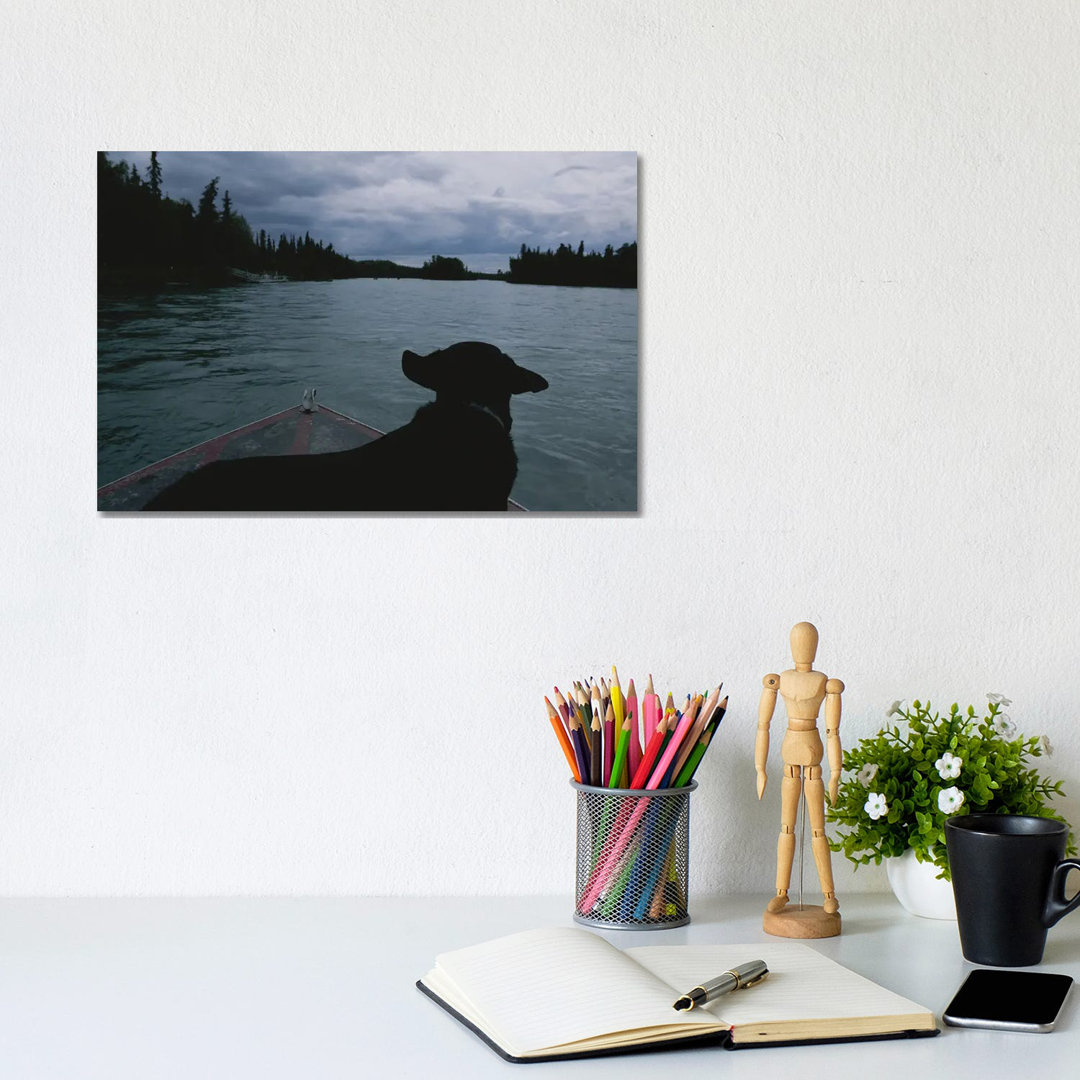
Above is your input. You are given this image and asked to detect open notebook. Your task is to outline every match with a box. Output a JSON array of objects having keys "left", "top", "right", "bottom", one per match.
[{"left": 418, "top": 927, "right": 937, "bottom": 1062}]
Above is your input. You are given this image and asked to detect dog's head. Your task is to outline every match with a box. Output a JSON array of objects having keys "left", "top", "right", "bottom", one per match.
[{"left": 402, "top": 342, "right": 548, "bottom": 430}]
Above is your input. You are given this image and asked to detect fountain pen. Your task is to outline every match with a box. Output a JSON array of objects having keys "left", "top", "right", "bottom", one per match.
[{"left": 672, "top": 959, "right": 769, "bottom": 1011}]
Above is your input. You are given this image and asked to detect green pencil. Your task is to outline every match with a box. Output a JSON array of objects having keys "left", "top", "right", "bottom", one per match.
[{"left": 607, "top": 708, "right": 634, "bottom": 788}]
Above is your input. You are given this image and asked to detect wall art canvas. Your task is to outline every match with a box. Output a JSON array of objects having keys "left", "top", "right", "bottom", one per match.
[{"left": 97, "top": 151, "right": 638, "bottom": 512}]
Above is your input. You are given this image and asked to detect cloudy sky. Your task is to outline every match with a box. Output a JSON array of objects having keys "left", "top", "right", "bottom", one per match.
[{"left": 111, "top": 151, "right": 637, "bottom": 272}]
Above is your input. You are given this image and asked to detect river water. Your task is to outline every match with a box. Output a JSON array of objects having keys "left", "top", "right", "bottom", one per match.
[{"left": 97, "top": 278, "right": 637, "bottom": 512}]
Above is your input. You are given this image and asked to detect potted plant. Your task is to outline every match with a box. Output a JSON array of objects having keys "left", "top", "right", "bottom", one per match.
[{"left": 826, "top": 695, "right": 1072, "bottom": 919}]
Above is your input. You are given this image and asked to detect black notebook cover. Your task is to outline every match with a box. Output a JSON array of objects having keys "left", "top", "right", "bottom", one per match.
[{"left": 417, "top": 979, "right": 938, "bottom": 1063}]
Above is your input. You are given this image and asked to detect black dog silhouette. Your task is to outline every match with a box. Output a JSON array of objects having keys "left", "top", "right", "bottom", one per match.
[{"left": 143, "top": 342, "right": 549, "bottom": 511}]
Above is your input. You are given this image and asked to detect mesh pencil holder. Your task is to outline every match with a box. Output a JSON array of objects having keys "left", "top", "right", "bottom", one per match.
[{"left": 571, "top": 781, "right": 697, "bottom": 930}]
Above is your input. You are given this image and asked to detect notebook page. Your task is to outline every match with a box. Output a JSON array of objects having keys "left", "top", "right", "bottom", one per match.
[
  {"left": 626, "top": 942, "right": 931, "bottom": 1025},
  {"left": 430, "top": 927, "right": 717, "bottom": 1054}
]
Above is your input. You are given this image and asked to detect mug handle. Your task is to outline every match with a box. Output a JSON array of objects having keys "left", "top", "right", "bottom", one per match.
[{"left": 1043, "top": 859, "right": 1080, "bottom": 928}]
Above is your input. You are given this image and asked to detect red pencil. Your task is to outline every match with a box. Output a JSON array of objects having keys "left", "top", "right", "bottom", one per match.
[{"left": 630, "top": 707, "right": 667, "bottom": 788}]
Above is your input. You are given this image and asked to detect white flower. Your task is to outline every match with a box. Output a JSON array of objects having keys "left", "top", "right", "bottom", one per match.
[
  {"left": 987, "top": 692, "right": 1013, "bottom": 707},
  {"left": 935, "top": 751, "right": 962, "bottom": 780},
  {"left": 864, "top": 792, "right": 889, "bottom": 820},
  {"left": 885, "top": 700, "right": 904, "bottom": 718},
  {"left": 1041, "top": 734, "right": 1054, "bottom": 757},
  {"left": 857, "top": 763, "right": 879, "bottom": 785},
  {"left": 992, "top": 713, "right": 1017, "bottom": 738},
  {"left": 938, "top": 786, "right": 965, "bottom": 814}
]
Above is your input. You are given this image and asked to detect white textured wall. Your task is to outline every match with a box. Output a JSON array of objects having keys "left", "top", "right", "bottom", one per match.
[{"left": 3, "top": 1, "right": 1080, "bottom": 898}]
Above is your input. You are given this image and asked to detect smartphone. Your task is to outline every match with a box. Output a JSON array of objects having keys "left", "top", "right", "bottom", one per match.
[{"left": 943, "top": 969, "right": 1074, "bottom": 1033}]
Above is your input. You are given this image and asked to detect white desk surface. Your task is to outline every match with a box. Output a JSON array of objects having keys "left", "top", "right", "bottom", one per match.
[{"left": 0, "top": 893, "right": 1076, "bottom": 1078}]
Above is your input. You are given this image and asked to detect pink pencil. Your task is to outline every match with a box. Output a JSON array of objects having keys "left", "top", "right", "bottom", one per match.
[
  {"left": 643, "top": 706, "right": 696, "bottom": 789},
  {"left": 626, "top": 679, "right": 641, "bottom": 781},
  {"left": 579, "top": 708, "right": 698, "bottom": 911}
]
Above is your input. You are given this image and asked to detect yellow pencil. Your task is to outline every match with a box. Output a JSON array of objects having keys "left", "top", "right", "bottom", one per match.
[{"left": 610, "top": 666, "right": 625, "bottom": 729}]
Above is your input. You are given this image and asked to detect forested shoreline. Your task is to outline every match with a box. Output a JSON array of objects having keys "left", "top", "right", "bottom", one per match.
[
  {"left": 509, "top": 242, "right": 637, "bottom": 288},
  {"left": 97, "top": 153, "right": 636, "bottom": 289}
]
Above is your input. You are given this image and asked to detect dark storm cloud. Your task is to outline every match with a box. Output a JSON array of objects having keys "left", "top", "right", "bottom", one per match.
[{"left": 111, "top": 151, "right": 636, "bottom": 265}]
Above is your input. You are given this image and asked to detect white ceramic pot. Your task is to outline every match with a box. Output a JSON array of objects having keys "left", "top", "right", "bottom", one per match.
[{"left": 885, "top": 849, "right": 957, "bottom": 920}]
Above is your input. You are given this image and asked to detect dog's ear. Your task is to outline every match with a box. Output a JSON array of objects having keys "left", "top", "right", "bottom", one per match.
[
  {"left": 402, "top": 349, "right": 441, "bottom": 391},
  {"left": 509, "top": 365, "right": 549, "bottom": 395}
]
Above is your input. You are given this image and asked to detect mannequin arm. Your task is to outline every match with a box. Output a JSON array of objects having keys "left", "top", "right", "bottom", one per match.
[
  {"left": 824, "top": 677, "right": 844, "bottom": 804},
  {"left": 756, "top": 674, "right": 779, "bottom": 799}
]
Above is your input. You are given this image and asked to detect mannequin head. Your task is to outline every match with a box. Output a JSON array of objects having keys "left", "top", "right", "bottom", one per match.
[{"left": 790, "top": 621, "right": 819, "bottom": 670}]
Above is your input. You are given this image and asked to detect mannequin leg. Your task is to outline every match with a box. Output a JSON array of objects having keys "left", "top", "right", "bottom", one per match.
[
  {"left": 767, "top": 764, "right": 802, "bottom": 913},
  {"left": 805, "top": 766, "right": 839, "bottom": 913}
]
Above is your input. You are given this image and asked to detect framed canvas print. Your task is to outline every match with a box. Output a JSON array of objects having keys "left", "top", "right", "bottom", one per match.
[{"left": 97, "top": 151, "right": 638, "bottom": 513}]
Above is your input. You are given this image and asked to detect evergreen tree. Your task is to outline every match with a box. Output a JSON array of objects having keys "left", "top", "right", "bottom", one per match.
[
  {"left": 197, "top": 177, "right": 220, "bottom": 224},
  {"left": 148, "top": 151, "right": 162, "bottom": 198}
]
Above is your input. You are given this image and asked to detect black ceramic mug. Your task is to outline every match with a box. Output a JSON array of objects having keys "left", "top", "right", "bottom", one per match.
[{"left": 945, "top": 814, "right": 1080, "bottom": 966}]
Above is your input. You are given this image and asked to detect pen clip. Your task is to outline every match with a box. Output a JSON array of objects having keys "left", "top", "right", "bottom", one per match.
[{"left": 739, "top": 968, "right": 769, "bottom": 989}]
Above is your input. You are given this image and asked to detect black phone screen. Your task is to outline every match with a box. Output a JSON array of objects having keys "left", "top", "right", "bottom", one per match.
[{"left": 944, "top": 970, "right": 1073, "bottom": 1031}]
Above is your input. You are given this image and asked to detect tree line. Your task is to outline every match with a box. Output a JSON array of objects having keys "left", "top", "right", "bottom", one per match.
[
  {"left": 98, "top": 153, "right": 637, "bottom": 289},
  {"left": 507, "top": 241, "right": 637, "bottom": 288},
  {"left": 97, "top": 152, "right": 440, "bottom": 285}
]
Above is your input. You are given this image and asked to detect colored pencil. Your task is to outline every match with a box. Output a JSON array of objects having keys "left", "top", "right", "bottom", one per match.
[
  {"left": 670, "top": 686, "right": 719, "bottom": 781},
  {"left": 673, "top": 730, "right": 711, "bottom": 788},
  {"left": 602, "top": 702, "right": 615, "bottom": 786},
  {"left": 589, "top": 709, "right": 603, "bottom": 786},
  {"left": 675, "top": 695, "right": 728, "bottom": 786},
  {"left": 545, "top": 696, "right": 580, "bottom": 782},
  {"left": 630, "top": 707, "right": 667, "bottom": 788},
  {"left": 625, "top": 678, "right": 641, "bottom": 782},
  {"left": 553, "top": 686, "right": 572, "bottom": 730},
  {"left": 607, "top": 704, "right": 635, "bottom": 789},
  {"left": 575, "top": 684, "right": 593, "bottom": 756},
  {"left": 568, "top": 704, "right": 591, "bottom": 782},
  {"left": 609, "top": 666, "right": 625, "bottom": 729},
  {"left": 645, "top": 705, "right": 697, "bottom": 789}
]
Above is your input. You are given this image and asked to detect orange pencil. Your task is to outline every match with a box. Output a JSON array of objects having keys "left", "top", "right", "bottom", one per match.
[{"left": 545, "top": 696, "right": 580, "bottom": 782}]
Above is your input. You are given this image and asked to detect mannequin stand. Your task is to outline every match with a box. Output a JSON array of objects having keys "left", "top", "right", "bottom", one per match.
[{"left": 763, "top": 904, "right": 841, "bottom": 939}]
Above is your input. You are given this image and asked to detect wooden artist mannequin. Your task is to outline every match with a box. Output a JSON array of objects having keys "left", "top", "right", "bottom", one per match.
[{"left": 755, "top": 622, "right": 844, "bottom": 938}]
